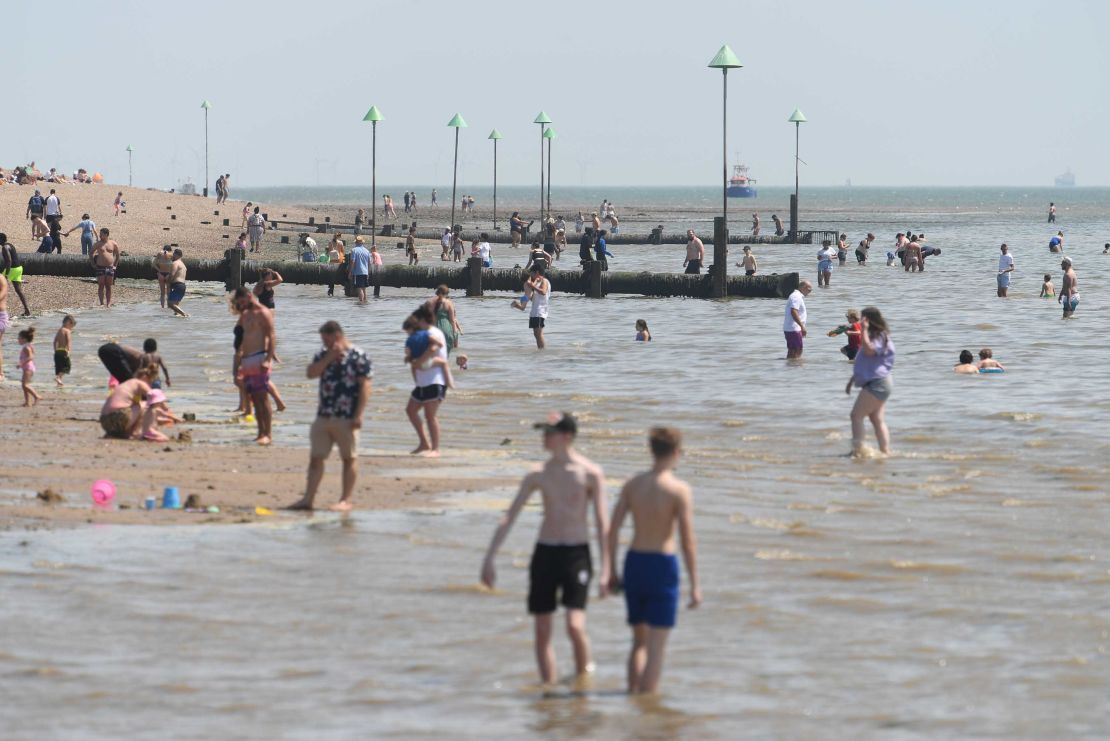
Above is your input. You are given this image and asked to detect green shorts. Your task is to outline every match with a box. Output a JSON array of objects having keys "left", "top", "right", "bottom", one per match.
[{"left": 3, "top": 265, "right": 23, "bottom": 283}]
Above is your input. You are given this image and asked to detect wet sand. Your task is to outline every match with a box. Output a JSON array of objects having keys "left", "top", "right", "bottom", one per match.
[{"left": 0, "top": 389, "right": 507, "bottom": 530}]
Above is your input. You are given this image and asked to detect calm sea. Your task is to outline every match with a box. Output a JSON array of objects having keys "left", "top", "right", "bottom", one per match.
[{"left": 3, "top": 186, "right": 1109, "bottom": 738}]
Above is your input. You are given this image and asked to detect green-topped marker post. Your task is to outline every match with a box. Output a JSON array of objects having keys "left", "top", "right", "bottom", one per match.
[
  {"left": 488, "top": 129, "right": 503, "bottom": 230},
  {"left": 533, "top": 111, "right": 551, "bottom": 224},
  {"left": 125, "top": 144, "right": 133, "bottom": 187},
  {"left": 543, "top": 128, "right": 556, "bottom": 218},
  {"left": 707, "top": 45, "right": 742, "bottom": 298},
  {"left": 363, "top": 105, "right": 384, "bottom": 246},
  {"left": 447, "top": 113, "right": 468, "bottom": 234},
  {"left": 788, "top": 107, "right": 807, "bottom": 241}
]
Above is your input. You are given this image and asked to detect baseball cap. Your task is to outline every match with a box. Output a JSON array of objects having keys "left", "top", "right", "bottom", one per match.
[{"left": 534, "top": 412, "right": 577, "bottom": 435}]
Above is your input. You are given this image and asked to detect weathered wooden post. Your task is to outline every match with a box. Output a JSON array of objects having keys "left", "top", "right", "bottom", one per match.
[
  {"left": 466, "top": 257, "right": 484, "bottom": 296},
  {"left": 586, "top": 260, "right": 603, "bottom": 298},
  {"left": 224, "top": 248, "right": 242, "bottom": 292},
  {"left": 789, "top": 194, "right": 799, "bottom": 243},
  {"left": 711, "top": 216, "right": 728, "bottom": 298}
]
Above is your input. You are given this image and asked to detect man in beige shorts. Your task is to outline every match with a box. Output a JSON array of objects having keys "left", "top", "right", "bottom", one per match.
[{"left": 287, "top": 320, "right": 373, "bottom": 512}]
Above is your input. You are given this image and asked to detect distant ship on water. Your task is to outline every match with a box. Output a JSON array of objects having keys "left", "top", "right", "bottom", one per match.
[
  {"left": 726, "top": 163, "right": 757, "bottom": 198},
  {"left": 1055, "top": 168, "right": 1075, "bottom": 187}
]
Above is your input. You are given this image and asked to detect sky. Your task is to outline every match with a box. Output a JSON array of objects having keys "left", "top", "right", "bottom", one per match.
[{"left": 5, "top": 0, "right": 1109, "bottom": 189}]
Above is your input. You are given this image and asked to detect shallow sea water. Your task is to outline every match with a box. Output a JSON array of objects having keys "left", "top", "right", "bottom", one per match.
[{"left": 3, "top": 189, "right": 1110, "bottom": 738}]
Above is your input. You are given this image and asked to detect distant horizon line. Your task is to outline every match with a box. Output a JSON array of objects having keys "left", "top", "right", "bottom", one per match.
[{"left": 230, "top": 183, "right": 1105, "bottom": 190}]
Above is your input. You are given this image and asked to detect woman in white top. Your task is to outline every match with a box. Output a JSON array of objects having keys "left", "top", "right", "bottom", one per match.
[
  {"left": 406, "top": 304, "right": 448, "bottom": 457},
  {"left": 527, "top": 266, "right": 550, "bottom": 349}
]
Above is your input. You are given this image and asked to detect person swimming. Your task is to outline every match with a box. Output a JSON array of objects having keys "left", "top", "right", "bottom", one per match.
[
  {"left": 954, "top": 350, "right": 980, "bottom": 374},
  {"left": 635, "top": 319, "right": 651, "bottom": 342}
]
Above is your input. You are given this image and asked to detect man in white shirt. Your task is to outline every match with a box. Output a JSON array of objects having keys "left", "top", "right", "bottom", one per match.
[
  {"left": 997, "top": 243, "right": 1014, "bottom": 297},
  {"left": 45, "top": 189, "right": 61, "bottom": 228},
  {"left": 783, "top": 280, "right": 812, "bottom": 360}
]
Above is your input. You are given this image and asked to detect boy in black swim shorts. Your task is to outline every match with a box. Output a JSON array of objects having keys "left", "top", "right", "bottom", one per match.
[{"left": 481, "top": 413, "right": 610, "bottom": 685}]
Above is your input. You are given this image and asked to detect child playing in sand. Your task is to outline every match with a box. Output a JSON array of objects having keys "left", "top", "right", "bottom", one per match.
[
  {"left": 403, "top": 316, "right": 455, "bottom": 388},
  {"left": 635, "top": 319, "right": 652, "bottom": 342},
  {"left": 954, "top": 350, "right": 980, "bottom": 374},
  {"left": 1040, "top": 273, "right": 1055, "bottom": 298},
  {"left": 140, "top": 388, "right": 182, "bottom": 442},
  {"left": 53, "top": 315, "right": 75, "bottom": 386},
  {"left": 511, "top": 276, "right": 532, "bottom": 311},
  {"left": 827, "top": 309, "right": 862, "bottom": 360},
  {"left": 18, "top": 327, "right": 41, "bottom": 406},
  {"left": 114, "top": 191, "right": 124, "bottom": 216},
  {"left": 977, "top": 348, "right": 1005, "bottom": 371}
]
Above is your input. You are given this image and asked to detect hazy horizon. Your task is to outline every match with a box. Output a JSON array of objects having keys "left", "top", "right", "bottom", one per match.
[{"left": 6, "top": 0, "right": 1108, "bottom": 190}]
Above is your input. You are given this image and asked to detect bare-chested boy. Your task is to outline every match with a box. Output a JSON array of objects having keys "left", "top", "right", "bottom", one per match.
[
  {"left": 481, "top": 413, "right": 610, "bottom": 686},
  {"left": 90, "top": 228, "right": 120, "bottom": 307},
  {"left": 53, "top": 315, "right": 75, "bottom": 386},
  {"left": 232, "top": 287, "right": 277, "bottom": 444},
  {"left": 608, "top": 427, "right": 701, "bottom": 695}
]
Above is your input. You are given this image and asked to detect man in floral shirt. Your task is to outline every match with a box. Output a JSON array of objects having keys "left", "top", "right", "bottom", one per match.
[{"left": 287, "top": 320, "right": 372, "bottom": 512}]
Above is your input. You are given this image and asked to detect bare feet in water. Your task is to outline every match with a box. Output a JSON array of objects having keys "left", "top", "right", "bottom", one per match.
[
  {"left": 410, "top": 445, "right": 430, "bottom": 455},
  {"left": 417, "top": 449, "right": 440, "bottom": 458},
  {"left": 256, "top": 436, "right": 272, "bottom": 446},
  {"left": 328, "top": 500, "right": 353, "bottom": 512}
]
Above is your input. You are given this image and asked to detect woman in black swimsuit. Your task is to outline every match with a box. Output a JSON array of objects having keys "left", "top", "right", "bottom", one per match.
[{"left": 253, "top": 268, "right": 283, "bottom": 311}]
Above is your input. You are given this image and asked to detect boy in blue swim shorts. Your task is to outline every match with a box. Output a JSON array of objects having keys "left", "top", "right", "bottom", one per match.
[{"left": 608, "top": 427, "right": 701, "bottom": 694}]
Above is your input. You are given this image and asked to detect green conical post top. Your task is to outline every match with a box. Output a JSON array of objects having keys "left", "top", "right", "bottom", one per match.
[
  {"left": 363, "top": 105, "right": 384, "bottom": 122},
  {"left": 488, "top": 129, "right": 503, "bottom": 140},
  {"left": 543, "top": 128, "right": 556, "bottom": 139},
  {"left": 125, "top": 144, "right": 133, "bottom": 152},
  {"left": 788, "top": 108, "right": 807, "bottom": 123},
  {"left": 447, "top": 113, "right": 468, "bottom": 128},
  {"left": 708, "top": 44, "right": 743, "bottom": 69},
  {"left": 200, "top": 100, "right": 213, "bottom": 109},
  {"left": 533, "top": 111, "right": 552, "bottom": 124}
]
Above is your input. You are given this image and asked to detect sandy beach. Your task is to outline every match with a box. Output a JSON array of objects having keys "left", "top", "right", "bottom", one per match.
[
  {"left": 0, "top": 182, "right": 450, "bottom": 315},
  {"left": 0, "top": 385, "right": 507, "bottom": 530}
]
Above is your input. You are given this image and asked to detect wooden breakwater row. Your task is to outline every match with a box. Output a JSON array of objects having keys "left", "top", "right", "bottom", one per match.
[
  {"left": 21, "top": 253, "right": 798, "bottom": 300},
  {"left": 261, "top": 215, "right": 836, "bottom": 247}
]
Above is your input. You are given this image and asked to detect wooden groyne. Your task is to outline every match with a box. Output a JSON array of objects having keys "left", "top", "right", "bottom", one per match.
[
  {"left": 20, "top": 253, "right": 798, "bottom": 300},
  {"left": 261, "top": 214, "right": 836, "bottom": 247}
]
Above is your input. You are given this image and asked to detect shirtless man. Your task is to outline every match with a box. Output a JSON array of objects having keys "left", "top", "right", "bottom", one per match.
[
  {"left": 608, "top": 427, "right": 701, "bottom": 694},
  {"left": 751, "top": 213, "right": 760, "bottom": 237},
  {"left": 683, "top": 230, "right": 704, "bottom": 274},
  {"left": 166, "top": 248, "right": 188, "bottom": 317},
  {"left": 232, "top": 286, "right": 277, "bottom": 444},
  {"left": 1059, "top": 257, "right": 1079, "bottom": 319},
  {"left": 0, "top": 272, "right": 9, "bottom": 382},
  {"left": 90, "top": 228, "right": 120, "bottom": 307},
  {"left": 481, "top": 413, "right": 610, "bottom": 686}
]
